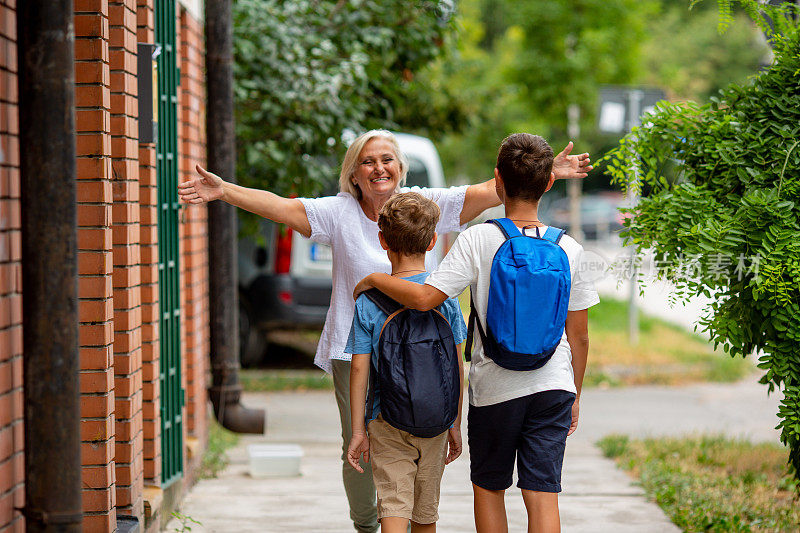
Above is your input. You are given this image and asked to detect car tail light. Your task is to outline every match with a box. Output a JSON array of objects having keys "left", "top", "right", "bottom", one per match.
[
  {"left": 275, "top": 225, "right": 293, "bottom": 274},
  {"left": 278, "top": 290, "right": 293, "bottom": 304}
]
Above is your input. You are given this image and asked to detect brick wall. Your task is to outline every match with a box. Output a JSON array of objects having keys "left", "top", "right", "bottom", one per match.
[
  {"left": 0, "top": 1, "right": 209, "bottom": 530},
  {"left": 74, "top": 0, "right": 118, "bottom": 530},
  {"left": 110, "top": 0, "right": 145, "bottom": 521},
  {"left": 0, "top": 1, "right": 22, "bottom": 531},
  {"left": 178, "top": 6, "right": 209, "bottom": 460}
]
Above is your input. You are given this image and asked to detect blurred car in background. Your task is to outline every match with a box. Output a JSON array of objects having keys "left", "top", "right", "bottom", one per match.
[
  {"left": 540, "top": 192, "right": 627, "bottom": 242},
  {"left": 237, "top": 133, "right": 449, "bottom": 366}
]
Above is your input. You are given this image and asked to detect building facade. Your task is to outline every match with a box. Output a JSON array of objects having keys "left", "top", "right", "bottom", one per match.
[{"left": 0, "top": 0, "right": 211, "bottom": 530}]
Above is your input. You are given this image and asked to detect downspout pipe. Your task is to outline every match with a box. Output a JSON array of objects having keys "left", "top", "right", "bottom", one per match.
[
  {"left": 18, "top": 1, "right": 83, "bottom": 531},
  {"left": 205, "top": 0, "right": 265, "bottom": 434}
]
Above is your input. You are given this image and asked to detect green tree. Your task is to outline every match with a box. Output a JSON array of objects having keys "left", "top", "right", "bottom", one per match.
[
  {"left": 232, "top": 0, "right": 466, "bottom": 196},
  {"left": 604, "top": 0, "right": 800, "bottom": 482},
  {"left": 641, "top": 1, "right": 769, "bottom": 102}
]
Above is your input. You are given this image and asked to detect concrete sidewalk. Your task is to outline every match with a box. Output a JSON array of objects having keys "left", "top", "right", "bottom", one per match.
[{"left": 168, "top": 379, "right": 779, "bottom": 532}]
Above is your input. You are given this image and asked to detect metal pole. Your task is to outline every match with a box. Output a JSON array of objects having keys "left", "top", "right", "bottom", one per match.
[
  {"left": 626, "top": 89, "right": 643, "bottom": 346},
  {"left": 18, "top": 1, "right": 83, "bottom": 530},
  {"left": 567, "top": 104, "right": 583, "bottom": 241},
  {"left": 205, "top": 0, "right": 265, "bottom": 433}
]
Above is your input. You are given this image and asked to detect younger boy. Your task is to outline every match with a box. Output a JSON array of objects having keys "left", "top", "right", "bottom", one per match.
[
  {"left": 354, "top": 134, "right": 599, "bottom": 532},
  {"left": 346, "top": 192, "right": 467, "bottom": 533}
]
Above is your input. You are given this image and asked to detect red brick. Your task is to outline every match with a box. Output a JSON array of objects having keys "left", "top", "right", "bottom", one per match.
[
  {"left": 80, "top": 416, "right": 113, "bottom": 443},
  {"left": 78, "top": 275, "right": 113, "bottom": 299},
  {"left": 80, "top": 371, "right": 114, "bottom": 394},
  {"left": 76, "top": 133, "right": 111, "bottom": 157},
  {"left": 82, "top": 462, "right": 114, "bottom": 490},
  {"left": 74, "top": 14, "right": 109, "bottom": 40},
  {"left": 79, "top": 321, "right": 113, "bottom": 347},
  {"left": 75, "top": 38, "right": 109, "bottom": 62},
  {"left": 77, "top": 227, "right": 112, "bottom": 250},
  {"left": 78, "top": 250, "right": 113, "bottom": 275},
  {"left": 80, "top": 393, "right": 114, "bottom": 419},
  {"left": 75, "top": 85, "right": 111, "bottom": 110},
  {"left": 79, "top": 297, "right": 114, "bottom": 320},
  {"left": 76, "top": 108, "right": 111, "bottom": 132},
  {"left": 75, "top": 60, "right": 110, "bottom": 85},
  {"left": 74, "top": 0, "right": 110, "bottom": 12},
  {"left": 77, "top": 204, "right": 112, "bottom": 227},
  {"left": 77, "top": 159, "right": 112, "bottom": 183},
  {"left": 81, "top": 512, "right": 115, "bottom": 532}
]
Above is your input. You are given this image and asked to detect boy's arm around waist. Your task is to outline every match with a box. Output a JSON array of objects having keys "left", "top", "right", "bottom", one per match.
[{"left": 565, "top": 309, "right": 589, "bottom": 436}]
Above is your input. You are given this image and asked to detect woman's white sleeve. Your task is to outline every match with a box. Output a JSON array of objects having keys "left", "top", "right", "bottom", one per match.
[
  {"left": 297, "top": 195, "right": 346, "bottom": 245},
  {"left": 407, "top": 185, "right": 469, "bottom": 233}
]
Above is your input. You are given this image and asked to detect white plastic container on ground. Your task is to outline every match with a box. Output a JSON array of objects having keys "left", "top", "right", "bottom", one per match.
[{"left": 248, "top": 443, "right": 303, "bottom": 478}]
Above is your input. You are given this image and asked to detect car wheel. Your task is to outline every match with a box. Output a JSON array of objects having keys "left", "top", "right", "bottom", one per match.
[{"left": 239, "top": 296, "right": 267, "bottom": 368}]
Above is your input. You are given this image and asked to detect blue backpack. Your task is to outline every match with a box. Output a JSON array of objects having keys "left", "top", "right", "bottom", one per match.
[
  {"left": 465, "top": 218, "right": 571, "bottom": 371},
  {"left": 363, "top": 288, "right": 460, "bottom": 438}
]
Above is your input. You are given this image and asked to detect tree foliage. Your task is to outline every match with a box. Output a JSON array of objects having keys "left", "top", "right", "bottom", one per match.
[
  {"left": 604, "top": 0, "right": 800, "bottom": 481},
  {"left": 232, "top": 0, "right": 464, "bottom": 196}
]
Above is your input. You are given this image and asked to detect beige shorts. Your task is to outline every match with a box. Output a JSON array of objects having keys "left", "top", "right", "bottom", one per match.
[{"left": 367, "top": 415, "right": 449, "bottom": 524}]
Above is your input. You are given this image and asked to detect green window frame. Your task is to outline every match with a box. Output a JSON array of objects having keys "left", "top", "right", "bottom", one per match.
[{"left": 155, "top": 0, "right": 183, "bottom": 487}]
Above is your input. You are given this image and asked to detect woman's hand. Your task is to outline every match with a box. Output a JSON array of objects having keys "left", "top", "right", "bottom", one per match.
[
  {"left": 347, "top": 432, "right": 370, "bottom": 473},
  {"left": 445, "top": 427, "right": 463, "bottom": 464},
  {"left": 353, "top": 275, "right": 374, "bottom": 301},
  {"left": 178, "top": 165, "right": 225, "bottom": 204},
  {"left": 553, "top": 142, "right": 592, "bottom": 180}
]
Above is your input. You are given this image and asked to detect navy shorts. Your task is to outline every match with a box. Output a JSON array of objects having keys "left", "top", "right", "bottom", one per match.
[{"left": 468, "top": 389, "right": 576, "bottom": 493}]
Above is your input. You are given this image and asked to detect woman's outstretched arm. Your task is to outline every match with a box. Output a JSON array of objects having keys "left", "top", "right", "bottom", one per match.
[
  {"left": 459, "top": 141, "right": 592, "bottom": 225},
  {"left": 179, "top": 165, "right": 312, "bottom": 237}
]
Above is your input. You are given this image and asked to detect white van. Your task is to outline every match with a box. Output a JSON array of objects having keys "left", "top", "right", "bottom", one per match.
[{"left": 238, "top": 133, "right": 448, "bottom": 365}]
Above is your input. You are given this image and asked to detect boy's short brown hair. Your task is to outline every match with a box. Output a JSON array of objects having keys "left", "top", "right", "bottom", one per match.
[
  {"left": 496, "top": 133, "right": 554, "bottom": 201},
  {"left": 378, "top": 192, "right": 440, "bottom": 255}
]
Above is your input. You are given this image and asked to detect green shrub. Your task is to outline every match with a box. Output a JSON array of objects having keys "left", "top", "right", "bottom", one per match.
[{"left": 604, "top": 0, "right": 800, "bottom": 483}]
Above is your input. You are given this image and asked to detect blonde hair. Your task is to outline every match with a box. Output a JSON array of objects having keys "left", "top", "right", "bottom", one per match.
[
  {"left": 378, "top": 192, "right": 440, "bottom": 255},
  {"left": 339, "top": 130, "right": 408, "bottom": 200}
]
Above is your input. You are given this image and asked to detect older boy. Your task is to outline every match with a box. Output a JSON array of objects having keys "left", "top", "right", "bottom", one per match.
[
  {"left": 354, "top": 134, "right": 599, "bottom": 532},
  {"left": 346, "top": 192, "right": 467, "bottom": 533}
]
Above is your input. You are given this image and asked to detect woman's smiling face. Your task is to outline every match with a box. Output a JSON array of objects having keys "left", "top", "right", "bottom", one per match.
[{"left": 352, "top": 138, "right": 402, "bottom": 202}]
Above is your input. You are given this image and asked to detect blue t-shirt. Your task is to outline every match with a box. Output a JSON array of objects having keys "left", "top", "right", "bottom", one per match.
[{"left": 345, "top": 272, "right": 468, "bottom": 425}]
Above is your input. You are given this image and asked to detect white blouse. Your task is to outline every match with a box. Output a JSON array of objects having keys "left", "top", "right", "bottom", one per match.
[{"left": 298, "top": 186, "right": 468, "bottom": 372}]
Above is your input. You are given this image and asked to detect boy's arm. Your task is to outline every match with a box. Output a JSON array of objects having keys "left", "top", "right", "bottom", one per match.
[
  {"left": 347, "top": 353, "right": 371, "bottom": 472},
  {"left": 445, "top": 343, "right": 465, "bottom": 465},
  {"left": 565, "top": 309, "right": 590, "bottom": 436},
  {"left": 353, "top": 273, "right": 448, "bottom": 311}
]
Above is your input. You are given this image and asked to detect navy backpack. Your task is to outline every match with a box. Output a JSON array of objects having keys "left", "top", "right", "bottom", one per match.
[
  {"left": 465, "top": 218, "right": 571, "bottom": 371},
  {"left": 363, "top": 288, "right": 460, "bottom": 438}
]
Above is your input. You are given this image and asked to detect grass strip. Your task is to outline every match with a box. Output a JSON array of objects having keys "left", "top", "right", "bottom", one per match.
[
  {"left": 585, "top": 298, "right": 752, "bottom": 386},
  {"left": 598, "top": 434, "right": 799, "bottom": 532},
  {"left": 240, "top": 369, "right": 333, "bottom": 392}
]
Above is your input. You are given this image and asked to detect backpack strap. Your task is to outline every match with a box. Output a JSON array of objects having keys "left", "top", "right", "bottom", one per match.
[
  {"left": 464, "top": 292, "right": 489, "bottom": 362},
  {"left": 487, "top": 218, "right": 522, "bottom": 239},
  {"left": 363, "top": 288, "right": 403, "bottom": 316},
  {"left": 541, "top": 226, "right": 566, "bottom": 245}
]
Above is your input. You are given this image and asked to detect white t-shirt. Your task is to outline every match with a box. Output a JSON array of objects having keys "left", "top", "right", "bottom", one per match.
[
  {"left": 299, "top": 186, "right": 469, "bottom": 373},
  {"left": 425, "top": 222, "right": 600, "bottom": 407}
]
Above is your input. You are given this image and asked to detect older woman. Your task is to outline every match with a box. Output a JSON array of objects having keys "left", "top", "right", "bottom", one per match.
[{"left": 179, "top": 130, "right": 590, "bottom": 532}]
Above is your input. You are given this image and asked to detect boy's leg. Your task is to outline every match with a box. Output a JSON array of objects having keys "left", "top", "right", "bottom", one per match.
[
  {"left": 380, "top": 517, "right": 410, "bottom": 533},
  {"left": 516, "top": 390, "right": 575, "bottom": 533},
  {"left": 472, "top": 484, "right": 507, "bottom": 533},
  {"left": 521, "top": 490, "right": 560, "bottom": 533},
  {"left": 332, "top": 359, "right": 379, "bottom": 533},
  {"left": 467, "top": 398, "right": 529, "bottom": 533}
]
